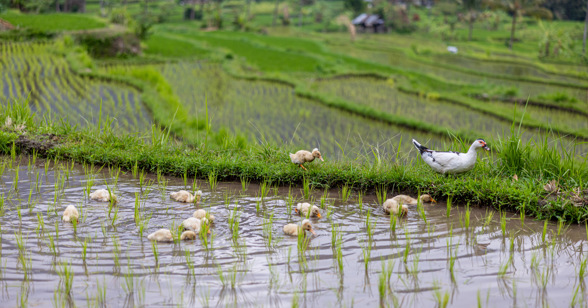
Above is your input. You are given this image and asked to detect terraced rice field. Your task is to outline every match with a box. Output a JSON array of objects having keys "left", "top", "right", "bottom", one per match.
[
  {"left": 160, "top": 62, "right": 448, "bottom": 159},
  {"left": 0, "top": 42, "right": 152, "bottom": 132},
  {"left": 337, "top": 45, "right": 588, "bottom": 102}
]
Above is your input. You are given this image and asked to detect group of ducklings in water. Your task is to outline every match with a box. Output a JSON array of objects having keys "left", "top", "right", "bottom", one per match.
[{"left": 60, "top": 187, "right": 436, "bottom": 241}]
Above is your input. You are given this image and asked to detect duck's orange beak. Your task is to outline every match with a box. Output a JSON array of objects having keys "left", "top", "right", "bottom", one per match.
[
  {"left": 316, "top": 212, "right": 322, "bottom": 218},
  {"left": 431, "top": 198, "right": 437, "bottom": 203},
  {"left": 295, "top": 208, "right": 299, "bottom": 214},
  {"left": 309, "top": 229, "right": 316, "bottom": 236},
  {"left": 319, "top": 157, "right": 324, "bottom": 162}
]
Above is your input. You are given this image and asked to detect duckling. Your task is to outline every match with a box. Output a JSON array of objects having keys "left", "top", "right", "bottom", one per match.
[
  {"left": 383, "top": 194, "right": 436, "bottom": 216},
  {"left": 283, "top": 219, "right": 316, "bottom": 236},
  {"left": 294, "top": 202, "right": 322, "bottom": 218},
  {"left": 193, "top": 209, "right": 215, "bottom": 223},
  {"left": 180, "top": 231, "right": 198, "bottom": 240},
  {"left": 62, "top": 205, "right": 79, "bottom": 223},
  {"left": 182, "top": 217, "right": 203, "bottom": 232},
  {"left": 289, "top": 148, "right": 324, "bottom": 171},
  {"left": 147, "top": 229, "right": 173, "bottom": 242},
  {"left": 170, "top": 190, "right": 202, "bottom": 203},
  {"left": 89, "top": 189, "right": 117, "bottom": 203}
]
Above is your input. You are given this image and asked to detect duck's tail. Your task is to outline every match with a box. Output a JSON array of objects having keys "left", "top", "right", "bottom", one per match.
[{"left": 412, "top": 139, "right": 428, "bottom": 154}]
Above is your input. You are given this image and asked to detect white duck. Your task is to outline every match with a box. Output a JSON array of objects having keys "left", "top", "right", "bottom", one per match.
[
  {"left": 294, "top": 202, "right": 322, "bottom": 218},
  {"left": 383, "top": 194, "right": 436, "bottom": 216},
  {"left": 170, "top": 190, "right": 202, "bottom": 203},
  {"left": 193, "top": 209, "right": 215, "bottom": 223},
  {"left": 412, "top": 139, "right": 489, "bottom": 174},
  {"left": 62, "top": 205, "right": 80, "bottom": 223},
  {"left": 289, "top": 148, "right": 324, "bottom": 171},
  {"left": 283, "top": 219, "right": 316, "bottom": 236},
  {"left": 147, "top": 229, "right": 173, "bottom": 242},
  {"left": 89, "top": 189, "right": 117, "bottom": 203}
]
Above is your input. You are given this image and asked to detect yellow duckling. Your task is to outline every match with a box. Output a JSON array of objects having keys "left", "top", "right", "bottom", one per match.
[
  {"left": 89, "top": 189, "right": 117, "bottom": 203},
  {"left": 62, "top": 205, "right": 79, "bottom": 223},
  {"left": 170, "top": 190, "right": 202, "bottom": 203},
  {"left": 294, "top": 202, "right": 322, "bottom": 218},
  {"left": 383, "top": 194, "right": 436, "bottom": 216},
  {"left": 180, "top": 231, "right": 198, "bottom": 240},
  {"left": 289, "top": 148, "right": 324, "bottom": 171},
  {"left": 283, "top": 219, "right": 316, "bottom": 236},
  {"left": 147, "top": 229, "right": 173, "bottom": 242},
  {"left": 193, "top": 209, "right": 215, "bottom": 223}
]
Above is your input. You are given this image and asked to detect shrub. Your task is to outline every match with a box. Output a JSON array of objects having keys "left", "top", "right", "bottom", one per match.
[{"left": 75, "top": 31, "right": 141, "bottom": 57}]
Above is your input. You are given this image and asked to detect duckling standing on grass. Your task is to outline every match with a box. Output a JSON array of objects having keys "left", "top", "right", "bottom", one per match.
[
  {"left": 62, "top": 205, "right": 79, "bottom": 223},
  {"left": 294, "top": 202, "right": 322, "bottom": 218},
  {"left": 289, "top": 148, "right": 324, "bottom": 171},
  {"left": 383, "top": 194, "right": 436, "bottom": 216},
  {"left": 283, "top": 219, "right": 317, "bottom": 236},
  {"left": 89, "top": 189, "right": 117, "bottom": 203},
  {"left": 412, "top": 139, "right": 490, "bottom": 174},
  {"left": 147, "top": 229, "right": 173, "bottom": 242},
  {"left": 193, "top": 209, "right": 215, "bottom": 223},
  {"left": 171, "top": 190, "right": 202, "bottom": 203}
]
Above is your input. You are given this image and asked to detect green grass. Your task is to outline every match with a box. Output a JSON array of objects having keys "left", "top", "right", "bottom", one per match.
[
  {"left": 144, "top": 33, "right": 209, "bottom": 58},
  {"left": 0, "top": 11, "right": 106, "bottom": 31}
]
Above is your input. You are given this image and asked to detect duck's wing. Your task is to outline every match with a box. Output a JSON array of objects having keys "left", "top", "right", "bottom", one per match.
[{"left": 422, "top": 151, "right": 463, "bottom": 171}]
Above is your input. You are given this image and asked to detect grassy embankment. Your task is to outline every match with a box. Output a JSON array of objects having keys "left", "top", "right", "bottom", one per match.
[{"left": 1, "top": 99, "right": 587, "bottom": 222}]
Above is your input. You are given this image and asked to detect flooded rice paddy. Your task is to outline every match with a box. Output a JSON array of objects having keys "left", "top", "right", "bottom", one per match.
[{"left": 1, "top": 156, "right": 588, "bottom": 307}]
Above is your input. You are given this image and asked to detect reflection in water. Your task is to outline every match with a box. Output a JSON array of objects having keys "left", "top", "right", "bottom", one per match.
[{"left": 0, "top": 157, "right": 587, "bottom": 307}]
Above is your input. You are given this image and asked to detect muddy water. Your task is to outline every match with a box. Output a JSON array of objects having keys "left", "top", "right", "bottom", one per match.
[{"left": 1, "top": 157, "right": 587, "bottom": 307}]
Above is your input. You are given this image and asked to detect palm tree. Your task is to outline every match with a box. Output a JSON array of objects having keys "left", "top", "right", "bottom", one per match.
[
  {"left": 460, "top": 0, "right": 479, "bottom": 41},
  {"left": 486, "top": 0, "right": 544, "bottom": 49}
]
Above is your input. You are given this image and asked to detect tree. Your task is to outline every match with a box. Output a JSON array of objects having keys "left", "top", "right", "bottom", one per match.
[
  {"left": 486, "top": 0, "right": 545, "bottom": 49},
  {"left": 459, "top": 0, "right": 480, "bottom": 40},
  {"left": 343, "top": 0, "right": 365, "bottom": 16},
  {"left": 584, "top": 0, "right": 588, "bottom": 54}
]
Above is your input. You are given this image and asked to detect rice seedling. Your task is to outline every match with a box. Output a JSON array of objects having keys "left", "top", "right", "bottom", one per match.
[
  {"left": 184, "top": 249, "right": 195, "bottom": 277},
  {"left": 578, "top": 257, "right": 587, "bottom": 281},
  {"left": 375, "top": 184, "right": 387, "bottom": 206},
  {"left": 302, "top": 176, "right": 312, "bottom": 199},
  {"left": 260, "top": 180, "right": 270, "bottom": 200},
  {"left": 58, "top": 261, "right": 74, "bottom": 296},
  {"left": 13, "top": 167, "right": 19, "bottom": 191},
  {"left": 240, "top": 176, "right": 250, "bottom": 192},
  {"left": 54, "top": 221, "right": 59, "bottom": 240},
  {"left": 500, "top": 211, "right": 507, "bottom": 237},
  {"left": 36, "top": 213, "right": 45, "bottom": 234},
  {"left": 340, "top": 184, "right": 352, "bottom": 202},
  {"left": 362, "top": 245, "right": 372, "bottom": 273},
  {"left": 151, "top": 241, "right": 159, "bottom": 267},
  {"left": 208, "top": 170, "right": 218, "bottom": 191},
  {"left": 365, "top": 209, "right": 376, "bottom": 241},
  {"left": 433, "top": 288, "right": 450, "bottom": 308},
  {"left": 520, "top": 202, "right": 526, "bottom": 227},
  {"left": 357, "top": 192, "right": 363, "bottom": 211},
  {"left": 541, "top": 220, "right": 548, "bottom": 243},
  {"left": 262, "top": 212, "right": 276, "bottom": 249},
  {"left": 286, "top": 187, "right": 295, "bottom": 213},
  {"left": 389, "top": 212, "right": 397, "bottom": 232},
  {"left": 47, "top": 234, "right": 57, "bottom": 256},
  {"left": 464, "top": 203, "right": 471, "bottom": 229},
  {"left": 335, "top": 234, "right": 344, "bottom": 274},
  {"left": 482, "top": 209, "right": 494, "bottom": 230},
  {"left": 498, "top": 255, "right": 513, "bottom": 278},
  {"left": 570, "top": 284, "right": 582, "bottom": 307},
  {"left": 557, "top": 220, "right": 566, "bottom": 236},
  {"left": 137, "top": 214, "right": 152, "bottom": 239},
  {"left": 81, "top": 238, "right": 89, "bottom": 263}
]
